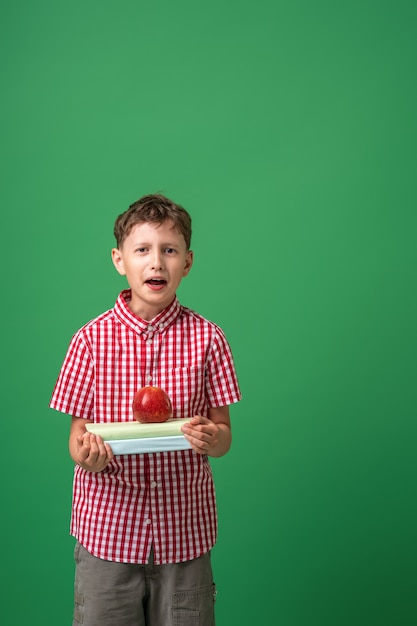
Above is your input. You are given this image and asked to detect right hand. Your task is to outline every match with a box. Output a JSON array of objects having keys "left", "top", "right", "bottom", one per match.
[{"left": 76, "top": 432, "right": 114, "bottom": 472}]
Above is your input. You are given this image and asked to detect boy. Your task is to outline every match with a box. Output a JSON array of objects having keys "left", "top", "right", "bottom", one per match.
[{"left": 50, "top": 193, "right": 241, "bottom": 626}]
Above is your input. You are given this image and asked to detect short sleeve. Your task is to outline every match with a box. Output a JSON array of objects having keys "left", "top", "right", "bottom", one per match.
[
  {"left": 49, "top": 330, "right": 95, "bottom": 420},
  {"left": 205, "top": 327, "right": 241, "bottom": 408}
]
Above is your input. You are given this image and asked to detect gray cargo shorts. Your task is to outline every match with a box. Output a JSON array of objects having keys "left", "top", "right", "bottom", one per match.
[{"left": 73, "top": 542, "right": 217, "bottom": 626}]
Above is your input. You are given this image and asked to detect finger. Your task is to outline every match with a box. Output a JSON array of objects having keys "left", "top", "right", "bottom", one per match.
[
  {"left": 183, "top": 432, "right": 210, "bottom": 452},
  {"left": 89, "top": 435, "right": 113, "bottom": 465},
  {"left": 104, "top": 443, "right": 114, "bottom": 460},
  {"left": 190, "top": 415, "right": 211, "bottom": 426},
  {"left": 77, "top": 433, "right": 91, "bottom": 459},
  {"left": 87, "top": 434, "right": 100, "bottom": 459},
  {"left": 194, "top": 425, "right": 216, "bottom": 442},
  {"left": 95, "top": 436, "right": 110, "bottom": 460},
  {"left": 183, "top": 422, "right": 210, "bottom": 438},
  {"left": 189, "top": 416, "right": 201, "bottom": 425},
  {"left": 92, "top": 435, "right": 111, "bottom": 464}
]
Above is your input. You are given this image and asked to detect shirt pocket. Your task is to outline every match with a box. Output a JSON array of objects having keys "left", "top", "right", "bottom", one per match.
[{"left": 160, "top": 366, "right": 207, "bottom": 418}]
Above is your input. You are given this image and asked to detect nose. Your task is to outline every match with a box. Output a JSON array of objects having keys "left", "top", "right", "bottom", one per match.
[{"left": 150, "top": 251, "right": 164, "bottom": 271}]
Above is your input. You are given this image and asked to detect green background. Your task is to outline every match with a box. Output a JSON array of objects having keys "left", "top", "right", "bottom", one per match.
[{"left": 2, "top": 1, "right": 416, "bottom": 624}]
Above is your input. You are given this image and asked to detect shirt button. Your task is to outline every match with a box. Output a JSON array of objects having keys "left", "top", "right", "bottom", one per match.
[
  {"left": 147, "top": 338, "right": 153, "bottom": 344},
  {"left": 145, "top": 519, "right": 152, "bottom": 525},
  {"left": 150, "top": 481, "right": 157, "bottom": 488},
  {"left": 147, "top": 376, "right": 153, "bottom": 383}
]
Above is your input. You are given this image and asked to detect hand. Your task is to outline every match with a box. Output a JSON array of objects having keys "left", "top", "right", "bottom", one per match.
[
  {"left": 76, "top": 432, "right": 114, "bottom": 472},
  {"left": 181, "top": 415, "right": 221, "bottom": 455}
]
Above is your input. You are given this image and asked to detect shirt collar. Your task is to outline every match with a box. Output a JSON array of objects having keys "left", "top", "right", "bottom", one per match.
[{"left": 113, "top": 289, "right": 182, "bottom": 336}]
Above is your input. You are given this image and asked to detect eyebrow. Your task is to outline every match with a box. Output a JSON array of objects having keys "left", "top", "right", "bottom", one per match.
[{"left": 133, "top": 241, "right": 179, "bottom": 247}]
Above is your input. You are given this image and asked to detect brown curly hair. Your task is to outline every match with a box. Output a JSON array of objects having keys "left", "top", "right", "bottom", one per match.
[{"left": 114, "top": 193, "right": 192, "bottom": 250}]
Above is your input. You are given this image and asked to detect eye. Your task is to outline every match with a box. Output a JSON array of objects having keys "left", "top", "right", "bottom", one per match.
[
  {"left": 135, "top": 247, "right": 148, "bottom": 253},
  {"left": 164, "top": 247, "right": 176, "bottom": 254}
]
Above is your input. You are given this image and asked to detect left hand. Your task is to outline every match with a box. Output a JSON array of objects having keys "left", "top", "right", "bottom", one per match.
[{"left": 181, "top": 415, "right": 220, "bottom": 455}]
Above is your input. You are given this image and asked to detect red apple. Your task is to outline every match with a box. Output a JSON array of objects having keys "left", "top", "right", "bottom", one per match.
[{"left": 132, "top": 386, "right": 173, "bottom": 423}]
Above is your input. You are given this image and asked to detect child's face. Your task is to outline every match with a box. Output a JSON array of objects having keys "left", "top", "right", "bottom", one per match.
[{"left": 111, "top": 219, "right": 193, "bottom": 320}]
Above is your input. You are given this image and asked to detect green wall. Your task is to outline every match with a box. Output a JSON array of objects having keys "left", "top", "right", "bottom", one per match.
[{"left": 2, "top": 1, "right": 415, "bottom": 624}]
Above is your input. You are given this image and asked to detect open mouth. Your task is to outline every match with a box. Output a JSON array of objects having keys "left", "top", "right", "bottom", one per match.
[{"left": 146, "top": 279, "right": 167, "bottom": 287}]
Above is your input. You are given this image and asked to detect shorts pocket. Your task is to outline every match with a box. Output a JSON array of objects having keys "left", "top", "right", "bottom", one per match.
[
  {"left": 74, "top": 541, "right": 81, "bottom": 563},
  {"left": 73, "top": 591, "right": 84, "bottom": 624},
  {"left": 173, "top": 583, "right": 216, "bottom": 626}
]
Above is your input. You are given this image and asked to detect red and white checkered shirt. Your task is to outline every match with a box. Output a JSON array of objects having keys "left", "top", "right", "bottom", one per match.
[{"left": 50, "top": 290, "right": 241, "bottom": 565}]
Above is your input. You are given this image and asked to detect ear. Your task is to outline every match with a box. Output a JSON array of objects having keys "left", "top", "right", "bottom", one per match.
[
  {"left": 183, "top": 250, "right": 194, "bottom": 277},
  {"left": 111, "top": 248, "right": 126, "bottom": 276}
]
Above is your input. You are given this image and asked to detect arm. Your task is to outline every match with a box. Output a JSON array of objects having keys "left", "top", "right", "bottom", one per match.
[
  {"left": 181, "top": 405, "right": 232, "bottom": 458},
  {"left": 69, "top": 416, "right": 114, "bottom": 472}
]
